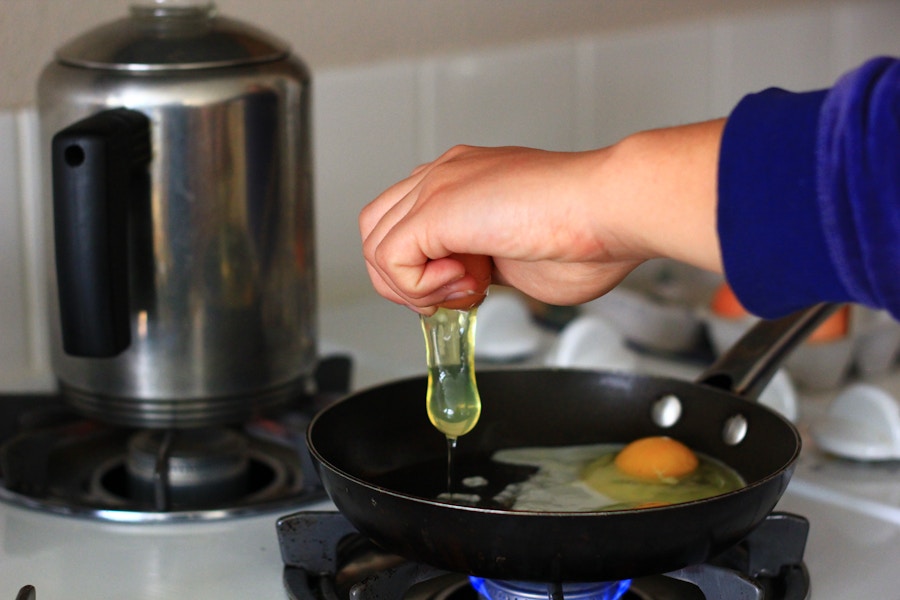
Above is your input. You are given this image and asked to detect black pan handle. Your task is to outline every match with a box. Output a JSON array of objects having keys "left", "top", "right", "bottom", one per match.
[
  {"left": 697, "top": 303, "right": 841, "bottom": 401},
  {"left": 51, "top": 108, "right": 151, "bottom": 357}
]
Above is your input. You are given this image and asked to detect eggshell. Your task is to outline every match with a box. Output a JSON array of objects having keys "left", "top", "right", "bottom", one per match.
[
  {"left": 439, "top": 253, "right": 491, "bottom": 310},
  {"left": 808, "top": 306, "right": 850, "bottom": 343},
  {"left": 709, "top": 282, "right": 748, "bottom": 319}
]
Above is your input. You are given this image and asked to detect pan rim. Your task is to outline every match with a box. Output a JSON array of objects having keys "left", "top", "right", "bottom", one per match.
[{"left": 307, "top": 368, "right": 802, "bottom": 519}]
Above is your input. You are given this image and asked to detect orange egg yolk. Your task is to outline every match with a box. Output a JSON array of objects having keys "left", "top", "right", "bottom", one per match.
[{"left": 614, "top": 436, "right": 699, "bottom": 482}]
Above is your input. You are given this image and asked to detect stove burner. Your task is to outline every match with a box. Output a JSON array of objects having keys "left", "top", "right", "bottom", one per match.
[
  {"left": 0, "top": 355, "right": 351, "bottom": 522},
  {"left": 470, "top": 577, "right": 631, "bottom": 600},
  {"left": 0, "top": 415, "right": 314, "bottom": 522},
  {"left": 277, "top": 511, "right": 811, "bottom": 600},
  {"left": 126, "top": 428, "right": 251, "bottom": 510}
]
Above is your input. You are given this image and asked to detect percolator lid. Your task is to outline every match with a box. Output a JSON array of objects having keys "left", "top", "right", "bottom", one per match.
[{"left": 55, "top": 2, "right": 289, "bottom": 71}]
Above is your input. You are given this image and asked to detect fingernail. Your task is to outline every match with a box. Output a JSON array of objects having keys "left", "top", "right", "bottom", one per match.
[{"left": 443, "top": 290, "right": 477, "bottom": 301}]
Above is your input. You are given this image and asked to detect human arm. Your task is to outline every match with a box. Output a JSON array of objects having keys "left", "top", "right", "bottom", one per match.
[
  {"left": 360, "top": 56, "right": 900, "bottom": 319},
  {"left": 359, "top": 119, "right": 725, "bottom": 314}
]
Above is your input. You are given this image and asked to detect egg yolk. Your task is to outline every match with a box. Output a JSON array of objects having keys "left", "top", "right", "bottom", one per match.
[{"left": 614, "top": 436, "right": 699, "bottom": 482}]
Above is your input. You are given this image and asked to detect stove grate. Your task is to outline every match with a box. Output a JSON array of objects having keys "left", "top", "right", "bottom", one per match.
[{"left": 277, "top": 511, "right": 810, "bottom": 600}]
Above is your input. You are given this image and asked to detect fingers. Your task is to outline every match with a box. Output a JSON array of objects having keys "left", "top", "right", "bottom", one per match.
[
  {"left": 360, "top": 145, "right": 477, "bottom": 242},
  {"left": 360, "top": 159, "right": 473, "bottom": 310},
  {"left": 361, "top": 186, "right": 444, "bottom": 306},
  {"left": 361, "top": 145, "right": 580, "bottom": 310},
  {"left": 359, "top": 170, "right": 425, "bottom": 242},
  {"left": 363, "top": 253, "right": 484, "bottom": 315},
  {"left": 361, "top": 145, "right": 547, "bottom": 310}
]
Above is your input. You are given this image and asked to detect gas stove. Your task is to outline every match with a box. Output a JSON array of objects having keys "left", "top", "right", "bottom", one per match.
[
  {"left": 1, "top": 298, "right": 900, "bottom": 599},
  {"left": 0, "top": 356, "right": 350, "bottom": 523},
  {"left": 276, "top": 510, "right": 810, "bottom": 599}
]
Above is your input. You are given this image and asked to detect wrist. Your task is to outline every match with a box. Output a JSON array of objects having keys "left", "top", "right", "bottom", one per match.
[{"left": 595, "top": 120, "right": 725, "bottom": 273}]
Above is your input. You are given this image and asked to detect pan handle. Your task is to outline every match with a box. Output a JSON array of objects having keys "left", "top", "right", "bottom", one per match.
[{"left": 696, "top": 303, "right": 841, "bottom": 401}]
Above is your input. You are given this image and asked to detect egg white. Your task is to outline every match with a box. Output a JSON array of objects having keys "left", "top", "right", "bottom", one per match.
[
  {"left": 490, "top": 443, "right": 743, "bottom": 512},
  {"left": 491, "top": 445, "right": 620, "bottom": 512}
]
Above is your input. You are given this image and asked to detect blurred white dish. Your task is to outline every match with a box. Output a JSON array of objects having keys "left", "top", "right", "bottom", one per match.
[
  {"left": 785, "top": 337, "right": 856, "bottom": 391},
  {"left": 584, "top": 287, "right": 705, "bottom": 354},
  {"left": 474, "top": 291, "right": 545, "bottom": 362},
  {"left": 811, "top": 383, "right": 900, "bottom": 460},
  {"left": 758, "top": 369, "right": 798, "bottom": 423},
  {"left": 852, "top": 307, "right": 900, "bottom": 378},
  {"left": 703, "top": 310, "right": 757, "bottom": 357},
  {"left": 545, "top": 315, "right": 638, "bottom": 372}
]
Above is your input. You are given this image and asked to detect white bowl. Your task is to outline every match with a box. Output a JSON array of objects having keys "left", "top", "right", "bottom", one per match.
[
  {"left": 784, "top": 337, "right": 856, "bottom": 391},
  {"left": 702, "top": 310, "right": 757, "bottom": 357},
  {"left": 851, "top": 307, "right": 900, "bottom": 378},
  {"left": 474, "top": 291, "right": 545, "bottom": 362},
  {"left": 583, "top": 287, "right": 705, "bottom": 354},
  {"left": 758, "top": 369, "right": 798, "bottom": 423},
  {"left": 811, "top": 383, "right": 900, "bottom": 460},
  {"left": 545, "top": 315, "right": 638, "bottom": 372}
]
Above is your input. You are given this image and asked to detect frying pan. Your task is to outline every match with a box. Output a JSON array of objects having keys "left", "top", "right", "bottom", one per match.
[{"left": 307, "top": 304, "right": 836, "bottom": 582}]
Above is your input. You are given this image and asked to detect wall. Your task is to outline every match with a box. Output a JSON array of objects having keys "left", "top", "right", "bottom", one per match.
[
  {"left": 0, "top": 0, "right": 898, "bottom": 390},
  {"left": 0, "top": 0, "right": 826, "bottom": 109}
]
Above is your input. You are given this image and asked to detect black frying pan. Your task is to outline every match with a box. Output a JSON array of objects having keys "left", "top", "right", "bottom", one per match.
[{"left": 307, "top": 304, "right": 836, "bottom": 582}]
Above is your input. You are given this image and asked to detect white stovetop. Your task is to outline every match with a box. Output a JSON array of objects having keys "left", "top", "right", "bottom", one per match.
[{"left": 2, "top": 296, "right": 900, "bottom": 599}]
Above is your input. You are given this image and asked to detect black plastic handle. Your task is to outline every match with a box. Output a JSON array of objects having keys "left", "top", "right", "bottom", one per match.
[
  {"left": 696, "top": 303, "right": 841, "bottom": 400},
  {"left": 51, "top": 108, "right": 151, "bottom": 357}
]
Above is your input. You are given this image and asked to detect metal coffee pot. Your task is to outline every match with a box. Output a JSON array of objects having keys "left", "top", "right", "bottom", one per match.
[{"left": 37, "top": 1, "right": 316, "bottom": 428}]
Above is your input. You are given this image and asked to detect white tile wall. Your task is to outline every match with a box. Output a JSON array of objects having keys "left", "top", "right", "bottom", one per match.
[
  {"left": 0, "top": 109, "right": 53, "bottom": 391},
  {"left": 709, "top": 7, "right": 836, "bottom": 116},
  {"left": 582, "top": 21, "right": 714, "bottom": 148},
  {"left": 313, "top": 60, "right": 421, "bottom": 303},
  {"left": 1, "top": 0, "right": 898, "bottom": 391},
  {"left": 832, "top": 0, "right": 900, "bottom": 73},
  {"left": 0, "top": 114, "right": 27, "bottom": 381},
  {"left": 426, "top": 40, "right": 580, "bottom": 153}
]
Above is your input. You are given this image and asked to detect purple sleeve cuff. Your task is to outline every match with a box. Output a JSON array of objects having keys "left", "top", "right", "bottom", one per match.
[
  {"left": 718, "top": 57, "right": 900, "bottom": 319},
  {"left": 817, "top": 57, "right": 900, "bottom": 315},
  {"left": 718, "top": 86, "right": 844, "bottom": 318}
]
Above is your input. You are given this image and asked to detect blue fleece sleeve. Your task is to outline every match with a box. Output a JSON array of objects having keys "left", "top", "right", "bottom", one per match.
[{"left": 718, "top": 56, "right": 900, "bottom": 319}]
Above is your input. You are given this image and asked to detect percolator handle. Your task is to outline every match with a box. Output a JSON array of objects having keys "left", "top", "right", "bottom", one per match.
[{"left": 51, "top": 108, "right": 151, "bottom": 357}]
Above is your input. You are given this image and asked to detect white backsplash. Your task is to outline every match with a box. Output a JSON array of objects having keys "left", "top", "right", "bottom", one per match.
[
  {"left": 0, "top": 109, "right": 52, "bottom": 392},
  {"left": 1, "top": 0, "right": 898, "bottom": 391}
]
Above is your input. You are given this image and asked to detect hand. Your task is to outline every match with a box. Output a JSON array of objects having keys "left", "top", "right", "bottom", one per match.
[
  {"left": 361, "top": 145, "right": 637, "bottom": 312},
  {"left": 360, "top": 121, "right": 725, "bottom": 314}
]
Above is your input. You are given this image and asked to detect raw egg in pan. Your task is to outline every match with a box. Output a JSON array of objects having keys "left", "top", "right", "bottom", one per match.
[{"left": 489, "top": 437, "right": 744, "bottom": 512}]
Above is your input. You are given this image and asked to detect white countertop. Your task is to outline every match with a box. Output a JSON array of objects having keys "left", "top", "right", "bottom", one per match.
[{"left": 3, "top": 475, "right": 898, "bottom": 599}]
